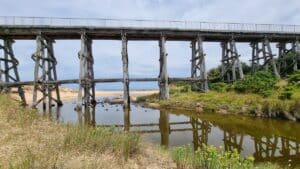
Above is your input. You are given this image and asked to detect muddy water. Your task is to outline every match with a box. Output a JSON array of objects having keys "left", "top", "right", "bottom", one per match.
[{"left": 39, "top": 98, "right": 300, "bottom": 167}]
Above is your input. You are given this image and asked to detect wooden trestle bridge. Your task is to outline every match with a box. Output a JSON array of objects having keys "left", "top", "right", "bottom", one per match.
[{"left": 0, "top": 16, "right": 300, "bottom": 110}]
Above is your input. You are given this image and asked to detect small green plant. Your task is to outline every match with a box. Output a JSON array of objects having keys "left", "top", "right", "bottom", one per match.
[
  {"left": 278, "top": 86, "right": 294, "bottom": 100},
  {"left": 180, "top": 85, "right": 191, "bottom": 93},
  {"left": 209, "top": 82, "right": 231, "bottom": 92},
  {"left": 287, "top": 70, "right": 300, "bottom": 86},
  {"left": 172, "top": 145, "right": 254, "bottom": 169}
]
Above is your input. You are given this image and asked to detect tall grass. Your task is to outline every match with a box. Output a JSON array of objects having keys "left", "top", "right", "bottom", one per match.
[
  {"left": 8, "top": 149, "right": 35, "bottom": 169},
  {"left": 63, "top": 126, "right": 140, "bottom": 161},
  {"left": 0, "top": 94, "right": 142, "bottom": 168},
  {"left": 0, "top": 94, "right": 38, "bottom": 125}
]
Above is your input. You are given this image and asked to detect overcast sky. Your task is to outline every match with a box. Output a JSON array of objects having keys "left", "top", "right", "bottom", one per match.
[{"left": 1, "top": 0, "right": 299, "bottom": 89}]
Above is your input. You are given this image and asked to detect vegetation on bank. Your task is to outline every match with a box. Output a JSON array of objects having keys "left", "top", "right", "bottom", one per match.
[
  {"left": 171, "top": 145, "right": 285, "bottom": 169},
  {"left": 138, "top": 71, "right": 300, "bottom": 121},
  {"left": 0, "top": 94, "right": 283, "bottom": 169}
]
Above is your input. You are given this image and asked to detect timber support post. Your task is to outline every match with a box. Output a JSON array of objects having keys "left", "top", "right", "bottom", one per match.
[
  {"left": 251, "top": 38, "right": 280, "bottom": 77},
  {"left": 75, "top": 32, "right": 95, "bottom": 111},
  {"left": 293, "top": 40, "right": 300, "bottom": 71},
  {"left": 277, "top": 42, "right": 287, "bottom": 76},
  {"left": 32, "top": 35, "right": 62, "bottom": 109},
  {"left": 121, "top": 31, "right": 130, "bottom": 109},
  {"left": 220, "top": 38, "right": 244, "bottom": 82},
  {"left": 191, "top": 36, "right": 208, "bottom": 91},
  {"left": 158, "top": 35, "right": 169, "bottom": 100},
  {"left": 0, "top": 38, "right": 26, "bottom": 105}
]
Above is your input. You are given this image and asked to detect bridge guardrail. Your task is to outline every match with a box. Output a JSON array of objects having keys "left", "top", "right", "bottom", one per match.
[{"left": 0, "top": 16, "right": 300, "bottom": 34}]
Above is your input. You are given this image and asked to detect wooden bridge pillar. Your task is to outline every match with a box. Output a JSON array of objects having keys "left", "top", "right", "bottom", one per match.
[
  {"left": 277, "top": 41, "right": 300, "bottom": 76},
  {"left": 251, "top": 38, "right": 280, "bottom": 77},
  {"left": 264, "top": 38, "right": 280, "bottom": 77},
  {"left": 32, "top": 35, "right": 62, "bottom": 109},
  {"left": 292, "top": 40, "right": 300, "bottom": 71},
  {"left": 159, "top": 35, "right": 169, "bottom": 100},
  {"left": 75, "top": 33, "right": 95, "bottom": 111},
  {"left": 277, "top": 42, "right": 287, "bottom": 76},
  {"left": 0, "top": 39, "right": 26, "bottom": 105},
  {"left": 220, "top": 38, "right": 244, "bottom": 82},
  {"left": 121, "top": 32, "right": 130, "bottom": 109},
  {"left": 191, "top": 36, "right": 208, "bottom": 92}
]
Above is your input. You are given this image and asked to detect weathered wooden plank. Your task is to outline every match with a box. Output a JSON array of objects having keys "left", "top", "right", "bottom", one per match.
[
  {"left": 158, "top": 35, "right": 169, "bottom": 100},
  {"left": 121, "top": 32, "right": 130, "bottom": 109},
  {"left": 220, "top": 39, "right": 244, "bottom": 82},
  {"left": 197, "top": 36, "right": 209, "bottom": 92},
  {"left": 0, "top": 39, "right": 26, "bottom": 104},
  {"left": 75, "top": 33, "right": 95, "bottom": 111},
  {"left": 1, "top": 25, "right": 300, "bottom": 42},
  {"left": 0, "top": 77, "right": 204, "bottom": 87},
  {"left": 32, "top": 35, "right": 43, "bottom": 108}
]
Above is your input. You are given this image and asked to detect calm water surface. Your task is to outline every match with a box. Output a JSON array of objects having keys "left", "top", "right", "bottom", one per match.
[{"left": 39, "top": 97, "right": 300, "bottom": 167}]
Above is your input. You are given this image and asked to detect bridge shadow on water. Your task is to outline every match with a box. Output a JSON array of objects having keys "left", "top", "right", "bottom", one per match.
[{"left": 38, "top": 98, "right": 300, "bottom": 167}]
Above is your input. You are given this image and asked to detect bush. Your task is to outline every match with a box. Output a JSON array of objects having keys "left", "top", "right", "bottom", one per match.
[
  {"left": 278, "top": 86, "right": 294, "bottom": 100},
  {"left": 172, "top": 145, "right": 254, "bottom": 169},
  {"left": 208, "top": 66, "right": 222, "bottom": 83},
  {"left": 233, "top": 71, "right": 278, "bottom": 97},
  {"left": 278, "top": 52, "right": 299, "bottom": 76},
  {"left": 287, "top": 70, "right": 300, "bottom": 85},
  {"left": 209, "top": 82, "right": 231, "bottom": 92}
]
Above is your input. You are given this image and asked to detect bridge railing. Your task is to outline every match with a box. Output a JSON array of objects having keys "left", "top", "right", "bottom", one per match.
[{"left": 0, "top": 16, "right": 300, "bottom": 34}]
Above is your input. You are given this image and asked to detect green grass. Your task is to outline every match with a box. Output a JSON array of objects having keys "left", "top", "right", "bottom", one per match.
[
  {"left": 171, "top": 145, "right": 284, "bottom": 169},
  {"left": 0, "top": 94, "right": 146, "bottom": 168},
  {"left": 138, "top": 82, "right": 300, "bottom": 120},
  {"left": 63, "top": 126, "right": 140, "bottom": 161}
]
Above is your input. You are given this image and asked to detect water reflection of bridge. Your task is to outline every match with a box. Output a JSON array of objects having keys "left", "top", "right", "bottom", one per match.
[{"left": 72, "top": 108, "right": 299, "bottom": 164}]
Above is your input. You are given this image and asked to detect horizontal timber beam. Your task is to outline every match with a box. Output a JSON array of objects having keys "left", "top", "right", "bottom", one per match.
[
  {"left": 0, "top": 77, "right": 203, "bottom": 87},
  {"left": 0, "top": 26, "right": 300, "bottom": 42}
]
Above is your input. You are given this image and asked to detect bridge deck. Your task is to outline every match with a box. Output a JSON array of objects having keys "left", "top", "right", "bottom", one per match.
[
  {"left": 0, "top": 16, "right": 299, "bottom": 42},
  {"left": 1, "top": 25, "right": 299, "bottom": 42}
]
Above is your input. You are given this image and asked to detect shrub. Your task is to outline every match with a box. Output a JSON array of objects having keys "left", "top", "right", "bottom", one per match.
[
  {"left": 170, "top": 83, "right": 191, "bottom": 94},
  {"left": 208, "top": 66, "right": 222, "bottom": 83},
  {"left": 172, "top": 145, "right": 254, "bottom": 169},
  {"left": 287, "top": 70, "right": 300, "bottom": 85},
  {"left": 209, "top": 82, "right": 231, "bottom": 92},
  {"left": 233, "top": 71, "right": 278, "bottom": 96},
  {"left": 278, "top": 86, "right": 294, "bottom": 100}
]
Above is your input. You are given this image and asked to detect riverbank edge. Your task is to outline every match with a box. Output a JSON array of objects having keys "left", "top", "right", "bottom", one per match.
[{"left": 136, "top": 89, "right": 300, "bottom": 122}]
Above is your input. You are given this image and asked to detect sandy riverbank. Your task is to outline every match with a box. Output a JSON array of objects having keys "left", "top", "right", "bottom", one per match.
[{"left": 9, "top": 86, "right": 158, "bottom": 105}]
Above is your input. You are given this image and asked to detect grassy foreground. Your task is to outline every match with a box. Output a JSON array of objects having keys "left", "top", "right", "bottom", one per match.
[
  {"left": 0, "top": 94, "right": 282, "bottom": 169},
  {"left": 0, "top": 94, "right": 173, "bottom": 169}
]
